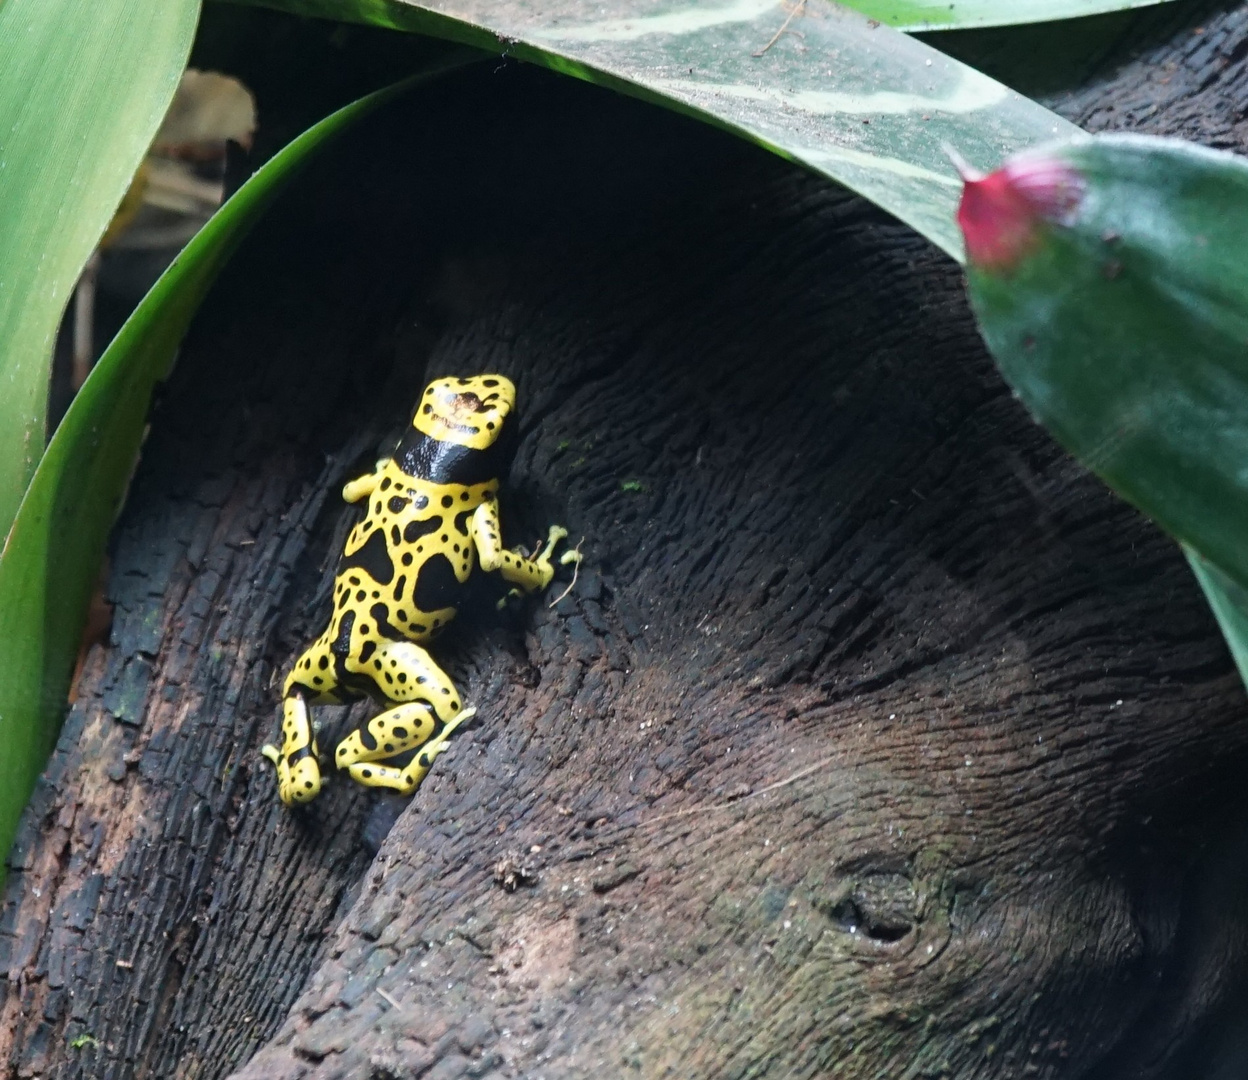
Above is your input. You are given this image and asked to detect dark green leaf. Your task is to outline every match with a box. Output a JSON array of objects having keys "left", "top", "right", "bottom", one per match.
[
  {"left": 962, "top": 135, "right": 1248, "bottom": 675},
  {"left": 963, "top": 135, "right": 1248, "bottom": 592},
  {"left": 1186, "top": 547, "right": 1248, "bottom": 689}
]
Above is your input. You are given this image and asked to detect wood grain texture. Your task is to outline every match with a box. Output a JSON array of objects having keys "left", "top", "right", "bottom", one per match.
[{"left": 5, "top": 19, "right": 1248, "bottom": 1077}]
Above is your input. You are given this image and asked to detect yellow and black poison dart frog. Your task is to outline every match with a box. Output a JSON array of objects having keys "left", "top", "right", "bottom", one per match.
[{"left": 262, "top": 374, "right": 579, "bottom": 806}]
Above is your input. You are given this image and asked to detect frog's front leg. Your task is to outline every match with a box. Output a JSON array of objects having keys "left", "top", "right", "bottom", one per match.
[
  {"left": 341, "top": 457, "right": 392, "bottom": 504},
  {"left": 470, "top": 497, "right": 580, "bottom": 593},
  {"left": 336, "top": 639, "right": 475, "bottom": 795}
]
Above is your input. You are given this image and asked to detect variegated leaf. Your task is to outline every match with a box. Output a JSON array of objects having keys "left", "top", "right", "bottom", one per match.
[
  {"left": 240, "top": 0, "right": 1079, "bottom": 259},
  {"left": 844, "top": 0, "right": 1178, "bottom": 32}
]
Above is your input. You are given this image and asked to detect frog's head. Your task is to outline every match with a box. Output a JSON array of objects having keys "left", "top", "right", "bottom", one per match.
[{"left": 412, "top": 374, "right": 515, "bottom": 450}]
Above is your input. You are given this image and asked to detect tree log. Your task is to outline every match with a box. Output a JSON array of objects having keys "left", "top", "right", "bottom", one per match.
[{"left": 6, "top": 11, "right": 1248, "bottom": 1078}]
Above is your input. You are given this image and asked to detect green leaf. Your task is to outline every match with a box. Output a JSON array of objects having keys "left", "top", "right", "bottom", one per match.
[
  {"left": 1186, "top": 548, "right": 1248, "bottom": 690},
  {"left": 0, "top": 0, "right": 201, "bottom": 543},
  {"left": 961, "top": 135, "right": 1248, "bottom": 684},
  {"left": 962, "top": 135, "right": 1248, "bottom": 596},
  {"left": 840, "top": 0, "right": 1179, "bottom": 32},
  {"left": 235, "top": 0, "right": 1078, "bottom": 260},
  {"left": 0, "top": 56, "right": 474, "bottom": 877}
]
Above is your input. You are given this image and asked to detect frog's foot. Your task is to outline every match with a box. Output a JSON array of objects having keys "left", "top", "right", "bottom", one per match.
[
  {"left": 496, "top": 586, "right": 526, "bottom": 611},
  {"left": 542, "top": 524, "right": 583, "bottom": 566},
  {"left": 262, "top": 693, "right": 323, "bottom": 806},
  {"left": 341, "top": 458, "right": 393, "bottom": 504},
  {"left": 344, "top": 706, "right": 477, "bottom": 795},
  {"left": 537, "top": 524, "right": 568, "bottom": 565},
  {"left": 532, "top": 524, "right": 583, "bottom": 588}
]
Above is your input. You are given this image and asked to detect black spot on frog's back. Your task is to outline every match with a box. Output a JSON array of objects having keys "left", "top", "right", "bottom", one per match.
[
  {"left": 341, "top": 527, "right": 394, "bottom": 585},
  {"left": 413, "top": 553, "right": 459, "bottom": 612},
  {"left": 404, "top": 517, "right": 441, "bottom": 545},
  {"left": 370, "top": 601, "right": 405, "bottom": 641},
  {"left": 330, "top": 610, "right": 356, "bottom": 658}
]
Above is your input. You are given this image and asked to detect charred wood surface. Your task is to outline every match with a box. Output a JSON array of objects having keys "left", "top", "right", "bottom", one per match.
[{"left": 5, "top": 14, "right": 1248, "bottom": 1079}]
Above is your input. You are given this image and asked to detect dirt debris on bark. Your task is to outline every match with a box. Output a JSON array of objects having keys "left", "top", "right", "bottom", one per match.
[{"left": 5, "top": 10, "right": 1248, "bottom": 1079}]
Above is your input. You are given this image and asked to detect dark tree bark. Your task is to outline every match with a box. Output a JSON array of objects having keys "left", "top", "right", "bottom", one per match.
[{"left": 6, "top": 9, "right": 1248, "bottom": 1078}]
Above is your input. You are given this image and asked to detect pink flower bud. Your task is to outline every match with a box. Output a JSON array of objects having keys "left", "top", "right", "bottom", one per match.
[{"left": 956, "top": 152, "right": 1085, "bottom": 272}]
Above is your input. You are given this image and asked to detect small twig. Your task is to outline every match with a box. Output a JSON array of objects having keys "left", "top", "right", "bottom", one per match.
[
  {"left": 635, "top": 752, "right": 838, "bottom": 831},
  {"left": 376, "top": 987, "right": 400, "bottom": 1009},
  {"left": 565, "top": 751, "right": 841, "bottom": 856},
  {"left": 753, "top": 0, "right": 806, "bottom": 57},
  {"left": 548, "top": 537, "right": 585, "bottom": 608}
]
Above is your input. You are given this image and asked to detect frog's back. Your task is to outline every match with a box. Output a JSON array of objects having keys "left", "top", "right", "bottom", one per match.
[
  {"left": 334, "top": 375, "right": 518, "bottom": 645},
  {"left": 337, "top": 465, "right": 495, "bottom": 642}
]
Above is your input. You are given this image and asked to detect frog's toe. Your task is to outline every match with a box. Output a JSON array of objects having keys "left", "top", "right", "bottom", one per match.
[
  {"left": 537, "top": 525, "right": 569, "bottom": 563},
  {"left": 279, "top": 753, "right": 322, "bottom": 805},
  {"left": 446, "top": 705, "right": 477, "bottom": 732},
  {"left": 496, "top": 586, "right": 526, "bottom": 610},
  {"left": 559, "top": 548, "right": 582, "bottom": 566},
  {"left": 287, "top": 779, "right": 321, "bottom": 804}
]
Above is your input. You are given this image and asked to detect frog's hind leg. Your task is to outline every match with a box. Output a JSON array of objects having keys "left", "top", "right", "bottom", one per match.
[
  {"left": 338, "top": 701, "right": 476, "bottom": 795},
  {"left": 337, "top": 638, "right": 474, "bottom": 795},
  {"left": 262, "top": 634, "right": 342, "bottom": 806}
]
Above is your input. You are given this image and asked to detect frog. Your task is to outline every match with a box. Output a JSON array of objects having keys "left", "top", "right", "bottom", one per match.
[{"left": 262, "top": 374, "right": 579, "bottom": 806}]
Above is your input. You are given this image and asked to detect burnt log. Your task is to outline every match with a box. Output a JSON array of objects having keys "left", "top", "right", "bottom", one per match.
[{"left": 5, "top": 10, "right": 1248, "bottom": 1079}]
